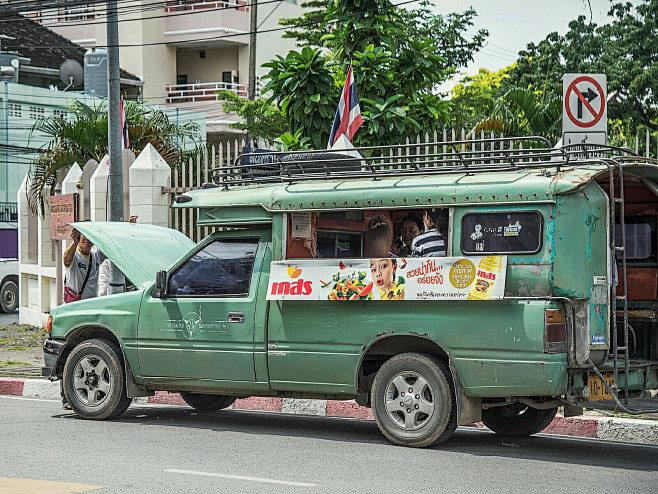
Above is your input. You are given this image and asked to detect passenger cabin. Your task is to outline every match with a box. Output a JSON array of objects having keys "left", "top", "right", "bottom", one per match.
[{"left": 173, "top": 137, "right": 658, "bottom": 414}]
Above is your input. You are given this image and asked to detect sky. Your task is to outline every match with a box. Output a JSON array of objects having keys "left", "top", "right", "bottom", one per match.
[{"left": 432, "top": 0, "right": 640, "bottom": 91}]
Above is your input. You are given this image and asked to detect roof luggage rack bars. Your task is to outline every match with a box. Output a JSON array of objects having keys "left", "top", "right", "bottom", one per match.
[{"left": 210, "top": 135, "right": 643, "bottom": 188}]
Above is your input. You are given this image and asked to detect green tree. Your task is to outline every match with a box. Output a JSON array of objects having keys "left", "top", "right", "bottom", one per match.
[
  {"left": 265, "top": 0, "right": 487, "bottom": 147},
  {"left": 471, "top": 87, "right": 562, "bottom": 144},
  {"left": 216, "top": 90, "right": 287, "bottom": 144},
  {"left": 28, "top": 99, "right": 201, "bottom": 215},
  {"left": 505, "top": 0, "right": 658, "bottom": 148},
  {"left": 449, "top": 65, "right": 514, "bottom": 131}
]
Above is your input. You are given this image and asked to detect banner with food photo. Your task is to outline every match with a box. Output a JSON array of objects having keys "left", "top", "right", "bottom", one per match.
[{"left": 266, "top": 256, "right": 507, "bottom": 301}]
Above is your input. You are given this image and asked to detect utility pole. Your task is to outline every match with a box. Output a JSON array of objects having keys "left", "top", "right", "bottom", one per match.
[
  {"left": 246, "top": 0, "right": 258, "bottom": 146},
  {"left": 106, "top": 0, "right": 123, "bottom": 293}
]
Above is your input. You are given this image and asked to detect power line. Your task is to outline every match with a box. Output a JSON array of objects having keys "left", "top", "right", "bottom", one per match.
[
  {"left": 2, "top": 0, "right": 422, "bottom": 49},
  {"left": 0, "top": 0, "right": 283, "bottom": 27}
]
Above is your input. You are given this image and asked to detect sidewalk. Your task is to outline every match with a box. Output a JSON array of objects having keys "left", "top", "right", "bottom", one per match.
[{"left": 2, "top": 376, "right": 657, "bottom": 445}]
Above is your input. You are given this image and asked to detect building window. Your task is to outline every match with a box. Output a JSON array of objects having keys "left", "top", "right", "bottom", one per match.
[
  {"left": 29, "top": 106, "right": 45, "bottom": 120},
  {"left": 8, "top": 103, "right": 22, "bottom": 118},
  {"left": 53, "top": 110, "right": 68, "bottom": 120}
]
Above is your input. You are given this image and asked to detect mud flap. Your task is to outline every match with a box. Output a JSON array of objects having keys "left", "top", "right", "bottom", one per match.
[{"left": 449, "top": 359, "right": 482, "bottom": 425}]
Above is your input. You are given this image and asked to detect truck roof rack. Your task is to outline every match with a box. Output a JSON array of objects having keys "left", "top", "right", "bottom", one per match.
[{"left": 210, "top": 135, "right": 640, "bottom": 188}]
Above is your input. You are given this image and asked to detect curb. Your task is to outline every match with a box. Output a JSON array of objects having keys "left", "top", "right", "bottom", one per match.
[{"left": 2, "top": 377, "right": 657, "bottom": 445}]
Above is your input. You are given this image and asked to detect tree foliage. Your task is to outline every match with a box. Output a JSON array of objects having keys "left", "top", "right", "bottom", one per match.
[
  {"left": 28, "top": 100, "right": 201, "bottom": 215},
  {"left": 505, "top": 0, "right": 658, "bottom": 145},
  {"left": 265, "top": 0, "right": 487, "bottom": 148},
  {"left": 216, "top": 90, "right": 287, "bottom": 144},
  {"left": 449, "top": 66, "right": 514, "bottom": 131}
]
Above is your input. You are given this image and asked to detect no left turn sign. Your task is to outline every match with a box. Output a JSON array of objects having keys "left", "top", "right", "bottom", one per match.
[{"left": 562, "top": 73, "right": 607, "bottom": 145}]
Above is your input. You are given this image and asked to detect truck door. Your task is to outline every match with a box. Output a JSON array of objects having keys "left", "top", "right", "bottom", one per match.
[{"left": 137, "top": 234, "right": 268, "bottom": 382}]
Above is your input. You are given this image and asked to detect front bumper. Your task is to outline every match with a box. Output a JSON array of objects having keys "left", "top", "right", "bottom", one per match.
[{"left": 42, "top": 339, "right": 67, "bottom": 379}]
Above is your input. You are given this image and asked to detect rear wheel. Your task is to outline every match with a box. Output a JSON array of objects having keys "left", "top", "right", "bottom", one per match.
[
  {"left": 180, "top": 393, "right": 237, "bottom": 411},
  {"left": 0, "top": 280, "right": 18, "bottom": 313},
  {"left": 62, "top": 338, "right": 132, "bottom": 420},
  {"left": 481, "top": 403, "right": 557, "bottom": 436},
  {"left": 371, "top": 353, "right": 456, "bottom": 448}
]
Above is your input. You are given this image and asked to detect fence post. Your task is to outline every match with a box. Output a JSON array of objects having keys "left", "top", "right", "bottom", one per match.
[
  {"left": 90, "top": 156, "right": 108, "bottom": 221},
  {"left": 128, "top": 143, "right": 171, "bottom": 227}
]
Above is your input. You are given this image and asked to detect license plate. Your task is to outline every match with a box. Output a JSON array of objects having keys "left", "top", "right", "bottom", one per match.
[{"left": 588, "top": 373, "right": 615, "bottom": 401}]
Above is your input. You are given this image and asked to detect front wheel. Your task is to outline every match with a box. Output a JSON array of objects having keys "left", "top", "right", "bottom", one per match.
[
  {"left": 0, "top": 280, "right": 18, "bottom": 313},
  {"left": 180, "top": 393, "right": 237, "bottom": 411},
  {"left": 481, "top": 403, "right": 557, "bottom": 436},
  {"left": 371, "top": 353, "right": 456, "bottom": 448},
  {"left": 62, "top": 338, "right": 133, "bottom": 420}
]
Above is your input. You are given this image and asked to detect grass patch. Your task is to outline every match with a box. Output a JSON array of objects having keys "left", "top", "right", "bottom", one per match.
[{"left": 0, "top": 360, "right": 30, "bottom": 366}]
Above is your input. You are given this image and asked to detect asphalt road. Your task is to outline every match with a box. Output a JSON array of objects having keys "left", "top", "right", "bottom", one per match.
[
  {"left": 0, "top": 311, "right": 18, "bottom": 325},
  {"left": 1, "top": 396, "right": 657, "bottom": 493}
]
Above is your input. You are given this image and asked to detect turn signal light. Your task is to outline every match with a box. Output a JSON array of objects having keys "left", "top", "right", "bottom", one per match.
[
  {"left": 545, "top": 309, "right": 566, "bottom": 353},
  {"left": 46, "top": 315, "right": 52, "bottom": 337}
]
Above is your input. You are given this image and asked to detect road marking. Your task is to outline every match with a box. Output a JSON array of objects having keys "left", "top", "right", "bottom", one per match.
[
  {"left": 164, "top": 469, "right": 316, "bottom": 487},
  {"left": 0, "top": 395, "right": 60, "bottom": 403},
  {"left": 0, "top": 477, "right": 103, "bottom": 493}
]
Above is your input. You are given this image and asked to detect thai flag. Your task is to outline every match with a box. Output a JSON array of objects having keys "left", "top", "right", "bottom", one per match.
[
  {"left": 121, "top": 98, "right": 129, "bottom": 149},
  {"left": 328, "top": 63, "right": 363, "bottom": 148}
]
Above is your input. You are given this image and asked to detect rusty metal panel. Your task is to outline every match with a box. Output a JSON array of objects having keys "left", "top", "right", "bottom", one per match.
[
  {"left": 49, "top": 194, "right": 78, "bottom": 240},
  {"left": 617, "top": 267, "right": 658, "bottom": 301}
]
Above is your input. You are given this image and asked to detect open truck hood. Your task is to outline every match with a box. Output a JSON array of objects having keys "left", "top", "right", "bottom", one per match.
[{"left": 72, "top": 222, "right": 195, "bottom": 288}]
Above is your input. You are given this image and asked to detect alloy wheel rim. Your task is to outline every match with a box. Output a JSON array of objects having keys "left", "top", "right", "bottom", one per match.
[
  {"left": 72, "top": 353, "right": 112, "bottom": 407},
  {"left": 384, "top": 371, "right": 435, "bottom": 431}
]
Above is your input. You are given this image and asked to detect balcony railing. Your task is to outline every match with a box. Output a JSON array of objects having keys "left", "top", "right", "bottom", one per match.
[
  {"left": 0, "top": 202, "right": 18, "bottom": 222},
  {"left": 165, "top": 81, "right": 249, "bottom": 103},
  {"left": 165, "top": 0, "right": 249, "bottom": 13}
]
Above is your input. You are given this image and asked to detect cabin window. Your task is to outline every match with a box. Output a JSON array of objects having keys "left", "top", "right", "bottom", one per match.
[
  {"left": 460, "top": 211, "right": 543, "bottom": 254},
  {"left": 286, "top": 208, "right": 450, "bottom": 259},
  {"left": 168, "top": 238, "right": 258, "bottom": 296},
  {"left": 615, "top": 216, "right": 656, "bottom": 261}
]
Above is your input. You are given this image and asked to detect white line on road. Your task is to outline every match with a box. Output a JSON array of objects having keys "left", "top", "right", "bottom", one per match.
[
  {"left": 0, "top": 395, "right": 59, "bottom": 403},
  {"left": 164, "top": 469, "right": 317, "bottom": 487}
]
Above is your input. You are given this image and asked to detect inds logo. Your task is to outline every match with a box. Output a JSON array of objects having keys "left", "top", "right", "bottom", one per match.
[{"left": 271, "top": 266, "right": 313, "bottom": 296}]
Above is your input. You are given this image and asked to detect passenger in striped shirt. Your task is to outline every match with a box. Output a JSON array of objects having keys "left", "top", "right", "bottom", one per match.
[{"left": 410, "top": 209, "right": 446, "bottom": 257}]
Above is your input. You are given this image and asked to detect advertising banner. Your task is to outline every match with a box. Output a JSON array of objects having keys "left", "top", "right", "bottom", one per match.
[{"left": 266, "top": 256, "right": 507, "bottom": 301}]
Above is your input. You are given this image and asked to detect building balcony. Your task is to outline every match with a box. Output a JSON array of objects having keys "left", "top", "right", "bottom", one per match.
[
  {"left": 164, "top": 0, "right": 250, "bottom": 47},
  {"left": 165, "top": 81, "right": 248, "bottom": 104}
]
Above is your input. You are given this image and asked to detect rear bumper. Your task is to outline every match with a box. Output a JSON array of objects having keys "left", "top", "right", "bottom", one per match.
[{"left": 42, "top": 339, "right": 67, "bottom": 379}]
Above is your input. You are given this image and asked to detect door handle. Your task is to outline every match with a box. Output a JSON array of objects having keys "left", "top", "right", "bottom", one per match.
[{"left": 227, "top": 312, "right": 245, "bottom": 323}]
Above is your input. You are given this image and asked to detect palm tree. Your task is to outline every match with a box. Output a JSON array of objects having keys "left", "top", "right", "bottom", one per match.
[
  {"left": 470, "top": 87, "right": 562, "bottom": 145},
  {"left": 28, "top": 100, "right": 201, "bottom": 215}
]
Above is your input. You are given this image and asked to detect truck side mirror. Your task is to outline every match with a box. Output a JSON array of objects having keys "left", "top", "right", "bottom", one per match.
[{"left": 154, "top": 270, "right": 168, "bottom": 298}]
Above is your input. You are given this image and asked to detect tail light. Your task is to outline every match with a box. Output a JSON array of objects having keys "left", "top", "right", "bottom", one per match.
[
  {"left": 545, "top": 308, "right": 566, "bottom": 353},
  {"left": 46, "top": 315, "right": 52, "bottom": 337}
]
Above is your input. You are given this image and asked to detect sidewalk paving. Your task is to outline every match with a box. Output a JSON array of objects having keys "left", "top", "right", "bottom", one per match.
[{"left": 2, "top": 376, "right": 657, "bottom": 445}]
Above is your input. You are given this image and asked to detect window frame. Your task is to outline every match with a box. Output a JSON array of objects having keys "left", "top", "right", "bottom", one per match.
[
  {"left": 166, "top": 236, "right": 261, "bottom": 299},
  {"left": 460, "top": 210, "right": 544, "bottom": 255}
]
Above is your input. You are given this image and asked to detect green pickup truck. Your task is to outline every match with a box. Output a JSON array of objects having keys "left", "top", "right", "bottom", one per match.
[{"left": 43, "top": 139, "right": 658, "bottom": 448}]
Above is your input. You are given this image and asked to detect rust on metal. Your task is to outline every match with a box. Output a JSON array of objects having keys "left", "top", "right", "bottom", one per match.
[{"left": 49, "top": 193, "right": 78, "bottom": 240}]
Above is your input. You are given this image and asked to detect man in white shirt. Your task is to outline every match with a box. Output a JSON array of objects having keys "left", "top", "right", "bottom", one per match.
[{"left": 63, "top": 228, "right": 105, "bottom": 300}]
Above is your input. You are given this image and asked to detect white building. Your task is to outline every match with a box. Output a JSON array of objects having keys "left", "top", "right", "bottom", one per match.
[{"left": 10, "top": 0, "right": 303, "bottom": 143}]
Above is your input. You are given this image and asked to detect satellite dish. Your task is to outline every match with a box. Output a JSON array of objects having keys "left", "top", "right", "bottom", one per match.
[{"left": 59, "top": 59, "right": 83, "bottom": 90}]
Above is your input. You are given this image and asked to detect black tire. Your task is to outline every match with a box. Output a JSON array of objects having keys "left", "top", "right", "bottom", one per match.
[
  {"left": 180, "top": 393, "right": 237, "bottom": 411},
  {"left": 481, "top": 403, "right": 558, "bottom": 436},
  {"left": 371, "top": 353, "right": 456, "bottom": 448},
  {"left": 62, "top": 338, "right": 133, "bottom": 420},
  {"left": 0, "top": 280, "right": 18, "bottom": 313}
]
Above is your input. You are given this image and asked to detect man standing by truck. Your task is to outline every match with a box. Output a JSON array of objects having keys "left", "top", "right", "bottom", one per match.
[{"left": 63, "top": 228, "right": 105, "bottom": 303}]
